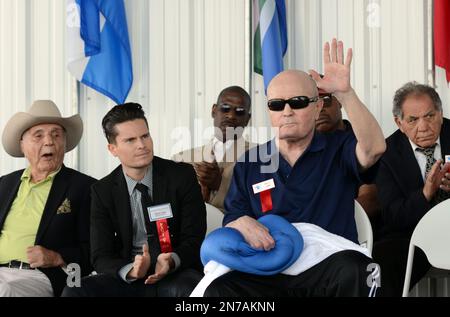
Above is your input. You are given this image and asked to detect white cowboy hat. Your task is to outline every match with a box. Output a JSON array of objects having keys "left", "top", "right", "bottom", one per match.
[{"left": 2, "top": 100, "right": 83, "bottom": 157}]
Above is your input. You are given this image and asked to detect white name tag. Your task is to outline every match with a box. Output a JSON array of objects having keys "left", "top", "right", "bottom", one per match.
[
  {"left": 147, "top": 203, "right": 173, "bottom": 222},
  {"left": 252, "top": 179, "right": 275, "bottom": 194},
  {"left": 445, "top": 155, "right": 450, "bottom": 163}
]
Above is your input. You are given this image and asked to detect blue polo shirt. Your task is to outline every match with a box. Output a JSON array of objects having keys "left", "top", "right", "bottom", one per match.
[{"left": 223, "top": 131, "right": 377, "bottom": 243}]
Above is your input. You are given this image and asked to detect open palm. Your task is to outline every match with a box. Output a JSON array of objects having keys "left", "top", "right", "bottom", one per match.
[{"left": 310, "top": 39, "right": 352, "bottom": 94}]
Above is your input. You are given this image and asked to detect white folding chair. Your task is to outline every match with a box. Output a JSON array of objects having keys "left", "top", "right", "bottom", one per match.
[
  {"left": 402, "top": 199, "right": 450, "bottom": 297},
  {"left": 205, "top": 203, "right": 224, "bottom": 234},
  {"left": 354, "top": 200, "right": 373, "bottom": 254}
]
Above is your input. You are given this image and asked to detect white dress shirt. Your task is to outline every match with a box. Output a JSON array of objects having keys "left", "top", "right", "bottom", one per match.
[
  {"left": 212, "top": 137, "right": 235, "bottom": 162},
  {"left": 409, "top": 137, "right": 441, "bottom": 181}
]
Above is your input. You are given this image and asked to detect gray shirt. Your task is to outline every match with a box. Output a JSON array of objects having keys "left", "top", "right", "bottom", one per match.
[
  {"left": 124, "top": 165, "right": 153, "bottom": 257},
  {"left": 119, "top": 165, "right": 180, "bottom": 282}
]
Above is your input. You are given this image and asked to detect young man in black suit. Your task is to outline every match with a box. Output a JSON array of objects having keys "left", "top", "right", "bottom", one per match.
[
  {"left": 63, "top": 103, "right": 206, "bottom": 297},
  {"left": 374, "top": 82, "right": 450, "bottom": 296}
]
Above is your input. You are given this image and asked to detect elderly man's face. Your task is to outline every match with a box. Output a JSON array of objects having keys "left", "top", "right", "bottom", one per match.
[
  {"left": 20, "top": 123, "right": 66, "bottom": 175},
  {"left": 267, "top": 72, "right": 322, "bottom": 142},
  {"left": 395, "top": 94, "right": 443, "bottom": 148}
]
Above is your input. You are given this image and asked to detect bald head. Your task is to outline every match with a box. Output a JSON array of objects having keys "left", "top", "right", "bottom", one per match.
[{"left": 267, "top": 70, "right": 318, "bottom": 100}]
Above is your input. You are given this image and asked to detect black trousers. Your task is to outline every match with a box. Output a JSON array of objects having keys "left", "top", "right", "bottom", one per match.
[
  {"left": 372, "top": 238, "right": 430, "bottom": 297},
  {"left": 61, "top": 268, "right": 202, "bottom": 297},
  {"left": 204, "top": 250, "right": 377, "bottom": 297}
]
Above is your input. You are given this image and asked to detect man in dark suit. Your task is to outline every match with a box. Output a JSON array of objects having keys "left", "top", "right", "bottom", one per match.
[
  {"left": 374, "top": 82, "right": 450, "bottom": 296},
  {"left": 63, "top": 102, "right": 206, "bottom": 297},
  {"left": 0, "top": 100, "right": 96, "bottom": 296}
]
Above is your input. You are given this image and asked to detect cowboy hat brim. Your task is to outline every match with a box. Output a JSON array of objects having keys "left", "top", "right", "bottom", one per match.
[{"left": 2, "top": 113, "right": 83, "bottom": 157}]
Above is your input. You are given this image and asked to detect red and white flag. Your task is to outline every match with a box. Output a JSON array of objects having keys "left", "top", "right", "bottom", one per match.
[{"left": 435, "top": 0, "right": 450, "bottom": 83}]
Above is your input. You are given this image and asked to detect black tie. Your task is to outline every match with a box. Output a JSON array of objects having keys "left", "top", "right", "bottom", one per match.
[
  {"left": 416, "top": 145, "right": 450, "bottom": 205},
  {"left": 135, "top": 183, "right": 161, "bottom": 272}
]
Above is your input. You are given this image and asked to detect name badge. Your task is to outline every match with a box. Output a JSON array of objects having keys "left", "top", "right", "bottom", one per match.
[
  {"left": 252, "top": 179, "right": 275, "bottom": 194},
  {"left": 148, "top": 203, "right": 173, "bottom": 222},
  {"left": 445, "top": 155, "right": 450, "bottom": 163}
]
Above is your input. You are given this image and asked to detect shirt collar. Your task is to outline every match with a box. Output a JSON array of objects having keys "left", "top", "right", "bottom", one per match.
[
  {"left": 212, "top": 137, "right": 235, "bottom": 148},
  {"left": 123, "top": 164, "right": 153, "bottom": 196},
  {"left": 21, "top": 166, "right": 62, "bottom": 183},
  {"left": 308, "top": 132, "right": 327, "bottom": 152},
  {"left": 212, "top": 137, "right": 238, "bottom": 162},
  {"left": 265, "top": 131, "right": 327, "bottom": 159}
]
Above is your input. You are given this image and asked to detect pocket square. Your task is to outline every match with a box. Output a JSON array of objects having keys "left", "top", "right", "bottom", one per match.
[{"left": 57, "top": 198, "right": 72, "bottom": 214}]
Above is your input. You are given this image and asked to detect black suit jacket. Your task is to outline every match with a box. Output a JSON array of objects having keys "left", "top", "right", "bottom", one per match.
[
  {"left": 376, "top": 118, "right": 450, "bottom": 239},
  {"left": 0, "top": 165, "right": 96, "bottom": 296},
  {"left": 90, "top": 156, "right": 206, "bottom": 276}
]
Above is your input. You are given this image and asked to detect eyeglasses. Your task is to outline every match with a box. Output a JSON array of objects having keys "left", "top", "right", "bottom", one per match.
[
  {"left": 319, "top": 94, "right": 333, "bottom": 107},
  {"left": 267, "top": 96, "right": 319, "bottom": 111},
  {"left": 218, "top": 104, "right": 248, "bottom": 116}
]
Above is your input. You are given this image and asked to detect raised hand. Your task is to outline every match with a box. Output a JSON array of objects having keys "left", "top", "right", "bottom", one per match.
[
  {"left": 441, "top": 162, "right": 450, "bottom": 192},
  {"left": 310, "top": 38, "right": 352, "bottom": 95},
  {"left": 423, "top": 160, "right": 449, "bottom": 201},
  {"left": 194, "top": 161, "right": 223, "bottom": 191}
]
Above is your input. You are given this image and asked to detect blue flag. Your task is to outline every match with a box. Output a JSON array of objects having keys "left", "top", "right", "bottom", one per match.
[
  {"left": 67, "top": 0, "right": 133, "bottom": 104},
  {"left": 253, "top": 0, "right": 288, "bottom": 92}
]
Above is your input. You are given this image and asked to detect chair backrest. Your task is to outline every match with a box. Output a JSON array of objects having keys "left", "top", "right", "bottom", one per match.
[
  {"left": 354, "top": 200, "right": 373, "bottom": 254},
  {"left": 410, "top": 199, "right": 450, "bottom": 270},
  {"left": 205, "top": 203, "right": 224, "bottom": 234}
]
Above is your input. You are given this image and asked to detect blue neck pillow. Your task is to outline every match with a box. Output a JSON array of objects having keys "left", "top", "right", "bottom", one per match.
[{"left": 200, "top": 214, "right": 303, "bottom": 275}]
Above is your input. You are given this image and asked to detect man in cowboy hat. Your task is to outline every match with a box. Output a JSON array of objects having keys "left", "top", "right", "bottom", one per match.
[{"left": 0, "top": 100, "right": 96, "bottom": 297}]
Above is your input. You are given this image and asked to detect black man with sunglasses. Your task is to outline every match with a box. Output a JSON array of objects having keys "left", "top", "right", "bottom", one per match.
[
  {"left": 174, "top": 86, "right": 253, "bottom": 212},
  {"left": 316, "top": 90, "right": 349, "bottom": 132},
  {"left": 204, "top": 39, "right": 386, "bottom": 297}
]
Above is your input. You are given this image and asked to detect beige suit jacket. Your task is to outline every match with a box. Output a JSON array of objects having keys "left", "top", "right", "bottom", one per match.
[{"left": 173, "top": 138, "right": 254, "bottom": 212}]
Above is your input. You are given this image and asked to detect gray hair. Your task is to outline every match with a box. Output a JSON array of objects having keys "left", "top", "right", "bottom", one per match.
[{"left": 393, "top": 82, "right": 442, "bottom": 118}]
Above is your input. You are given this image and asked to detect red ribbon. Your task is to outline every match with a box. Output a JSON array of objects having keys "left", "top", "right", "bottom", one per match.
[
  {"left": 156, "top": 219, "right": 173, "bottom": 253},
  {"left": 260, "top": 189, "right": 273, "bottom": 213}
]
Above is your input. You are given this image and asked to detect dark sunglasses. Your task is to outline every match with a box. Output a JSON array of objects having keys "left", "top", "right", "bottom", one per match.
[
  {"left": 267, "top": 96, "right": 319, "bottom": 111},
  {"left": 218, "top": 104, "right": 248, "bottom": 116},
  {"left": 319, "top": 94, "right": 333, "bottom": 107}
]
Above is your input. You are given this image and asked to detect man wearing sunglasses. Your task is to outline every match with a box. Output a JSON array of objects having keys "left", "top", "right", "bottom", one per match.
[
  {"left": 204, "top": 39, "right": 386, "bottom": 297},
  {"left": 316, "top": 91, "right": 350, "bottom": 132},
  {"left": 316, "top": 88, "right": 382, "bottom": 233},
  {"left": 174, "top": 86, "right": 253, "bottom": 212}
]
